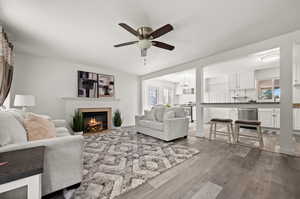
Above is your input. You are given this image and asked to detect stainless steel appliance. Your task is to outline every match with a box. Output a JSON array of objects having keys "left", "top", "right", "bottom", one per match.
[
  {"left": 238, "top": 108, "right": 258, "bottom": 129},
  {"left": 180, "top": 103, "right": 195, "bottom": 123}
]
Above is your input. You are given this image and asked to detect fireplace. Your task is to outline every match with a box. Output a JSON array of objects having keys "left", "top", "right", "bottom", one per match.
[{"left": 79, "top": 108, "right": 112, "bottom": 133}]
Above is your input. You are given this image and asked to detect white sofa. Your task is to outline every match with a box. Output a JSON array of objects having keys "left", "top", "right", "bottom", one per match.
[
  {"left": 135, "top": 106, "right": 189, "bottom": 141},
  {"left": 0, "top": 110, "right": 83, "bottom": 197}
]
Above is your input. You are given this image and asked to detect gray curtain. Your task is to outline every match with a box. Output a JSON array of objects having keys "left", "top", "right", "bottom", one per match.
[{"left": 0, "top": 28, "right": 14, "bottom": 106}]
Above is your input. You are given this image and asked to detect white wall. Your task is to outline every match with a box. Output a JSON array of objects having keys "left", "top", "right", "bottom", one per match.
[
  {"left": 255, "top": 67, "right": 280, "bottom": 80},
  {"left": 10, "top": 52, "right": 139, "bottom": 126}
]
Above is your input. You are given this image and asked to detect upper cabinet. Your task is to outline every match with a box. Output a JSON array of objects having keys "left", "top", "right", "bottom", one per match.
[
  {"left": 228, "top": 73, "right": 238, "bottom": 90},
  {"left": 294, "top": 44, "right": 300, "bottom": 86},
  {"left": 175, "top": 84, "right": 183, "bottom": 95},
  {"left": 239, "top": 71, "right": 255, "bottom": 89},
  {"left": 228, "top": 71, "right": 255, "bottom": 90}
]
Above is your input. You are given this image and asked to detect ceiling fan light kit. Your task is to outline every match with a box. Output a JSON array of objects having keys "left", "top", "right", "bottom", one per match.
[
  {"left": 114, "top": 23, "right": 175, "bottom": 57},
  {"left": 137, "top": 39, "right": 152, "bottom": 49}
]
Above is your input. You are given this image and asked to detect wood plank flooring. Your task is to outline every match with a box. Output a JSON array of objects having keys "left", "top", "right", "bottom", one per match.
[
  {"left": 117, "top": 137, "right": 300, "bottom": 199},
  {"left": 45, "top": 132, "right": 300, "bottom": 199}
]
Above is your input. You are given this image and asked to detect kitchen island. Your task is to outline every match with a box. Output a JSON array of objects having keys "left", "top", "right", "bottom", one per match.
[
  {"left": 198, "top": 102, "right": 300, "bottom": 130},
  {"left": 200, "top": 102, "right": 300, "bottom": 108}
]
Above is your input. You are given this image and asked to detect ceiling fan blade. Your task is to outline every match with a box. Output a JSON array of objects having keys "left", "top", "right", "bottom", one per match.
[
  {"left": 152, "top": 41, "right": 175, "bottom": 51},
  {"left": 149, "top": 24, "right": 173, "bottom": 39},
  {"left": 118, "top": 23, "right": 139, "bottom": 37},
  {"left": 114, "top": 41, "right": 138, "bottom": 47}
]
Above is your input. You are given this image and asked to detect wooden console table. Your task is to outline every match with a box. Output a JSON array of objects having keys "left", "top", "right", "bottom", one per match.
[{"left": 0, "top": 146, "right": 45, "bottom": 199}]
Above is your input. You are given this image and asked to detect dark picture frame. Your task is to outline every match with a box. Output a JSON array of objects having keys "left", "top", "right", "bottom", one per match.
[{"left": 77, "top": 71, "right": 115, "bottom": 98}]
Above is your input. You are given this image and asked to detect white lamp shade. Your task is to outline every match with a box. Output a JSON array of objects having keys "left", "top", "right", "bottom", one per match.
[{"left": 14, "top": 95, "right": 36, "bottom": 107}]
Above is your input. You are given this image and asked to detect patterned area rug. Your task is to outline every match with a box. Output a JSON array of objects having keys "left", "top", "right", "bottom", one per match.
[{"left": 72, "top": 130, "right": 199, "bottom": 199}]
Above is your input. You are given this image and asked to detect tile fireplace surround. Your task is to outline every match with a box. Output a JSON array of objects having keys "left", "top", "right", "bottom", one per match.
[{"left": 79, "top": 107, "right": 112, "bottom": 133}]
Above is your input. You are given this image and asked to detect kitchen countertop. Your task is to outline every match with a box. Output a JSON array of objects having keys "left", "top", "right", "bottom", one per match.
[
  {"left": 200, "top": 102, "right": 300, "bottom": 108},
  {"left": 201, "top": 102, "right": 280, "bottom": 105}
]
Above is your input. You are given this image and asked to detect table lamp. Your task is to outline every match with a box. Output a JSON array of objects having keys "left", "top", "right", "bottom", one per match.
[{"left": 14, "top": 95, "right": 36, "bottom": 111}]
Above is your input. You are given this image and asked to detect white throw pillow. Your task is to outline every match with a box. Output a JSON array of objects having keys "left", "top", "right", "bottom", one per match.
[
  {"left": 0, "top": 111, "right": 27, "bottom": 145},
  {"left": 164, "top": 111, "right": 175, "bottom": 121},
  {"left": 7, "top": 109, "right": 26, "bottom": 126}
]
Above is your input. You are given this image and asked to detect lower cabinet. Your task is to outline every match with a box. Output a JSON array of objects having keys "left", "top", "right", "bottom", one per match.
[
  {"left": 258, "top": 108, "right": 280, "bottom": 128},
  {"left": 229, "top": 108, "right": 238, "bottom": 121},
  {"left": 294, "top": 109, "right": 300, "bottom": 130},
  {"left": 273, "top": 109, "right": 280, "bottom": 128},
  {"left": 204, "top": 107, "right": 300, "bottom": 130},
  {"left": 205, "top": 108, "right": 231, "bottom": 121},
  {"left": 258, "top": 109, "right": 273, "bottom": 128},
  {"left": 258, "top": 108, "right": 300, "bottom": 130}
]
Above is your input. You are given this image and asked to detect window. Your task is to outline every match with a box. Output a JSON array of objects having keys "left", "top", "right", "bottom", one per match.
[
  {"left": 257, "top": 79, "right": 280, "bottom": 101},
  {"left": 148, "top": 87, "right": 159, "bottom": 106}
]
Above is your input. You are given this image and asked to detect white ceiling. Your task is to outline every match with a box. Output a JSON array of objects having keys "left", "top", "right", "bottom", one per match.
[
  {"left": 154, "top": 69, "right": 196, "bottom": 84},
  {"left": 1, "top": 0, "right": 300, "bottom": 75},
  {"left": 203, "top": 48, "right": 280, "bottom": 78},
  {"left": 153, "top": 48, "right": 280, "bottom": 82}
]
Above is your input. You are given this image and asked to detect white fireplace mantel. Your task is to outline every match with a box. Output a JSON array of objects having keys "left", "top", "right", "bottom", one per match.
[
  {"left": 61, "top": 97, "right": 120, "bottom": 123},
  {"left": 61, "top": 97, "right": 120, "bottom": 102}
]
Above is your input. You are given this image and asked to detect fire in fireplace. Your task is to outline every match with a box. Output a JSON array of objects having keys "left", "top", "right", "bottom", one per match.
[
  {"left": 87, "top": 117, "right": 103, "bottom": 132},
  {"left": 79, "top": 108, "right": 112, "bottom": 133}
]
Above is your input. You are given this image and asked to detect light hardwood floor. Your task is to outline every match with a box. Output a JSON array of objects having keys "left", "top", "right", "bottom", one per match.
[
  {"left": 46, "top": 129, "right": 300, "bottom": 199},
  {"left": 118, "top": 137, "right": 300, "bottom": 199}
]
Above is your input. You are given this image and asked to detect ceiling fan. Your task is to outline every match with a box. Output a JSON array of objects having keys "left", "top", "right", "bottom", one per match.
[{"left": 114, "top": 23, "right": 175, "bottom": 57}]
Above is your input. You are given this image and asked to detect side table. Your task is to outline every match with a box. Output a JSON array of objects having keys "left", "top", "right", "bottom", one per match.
[{"left": 0, "top": 146, "right": 45, "bottom": 199}]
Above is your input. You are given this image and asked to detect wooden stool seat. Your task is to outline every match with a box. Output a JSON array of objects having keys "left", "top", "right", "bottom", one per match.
[
  {"left": 209, "top": 118, "right": 234, "bottom": 144},
  {"left": 211, "top": 118, "right": 233, "bottom": 123},
  {"left": 235, "top": 120, "right": 261, "bottom": 126},
  {"left": 235, "top": 120, "right": 264, "bottom": 148}
]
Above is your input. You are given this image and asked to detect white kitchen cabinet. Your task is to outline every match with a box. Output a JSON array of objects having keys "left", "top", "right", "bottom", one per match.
[
  {"left": 207, "top": 108, "right": 230, "bottom": 121},
  {"left": 273, "top": 109, "right": 280, "bottom": 128},
  {"left": 204, "top": 77, "right": 229, "bottom": 102},
  {"left": 258, "top": 108, "right": 280, "bottom": 128},
  {"left": 229, "top": 108, "right": 238, "bottom": 121},
  {"left": 294, "top": 44, "right": 300, "bottom": 85},
  {"left": 294, "top": 45, "right": 300, "bottom": 101},
  {"left": 258, "top": 109, "right": 274, "bottom": 128},
  {"left": 294, "top": 109, "right": 300, "bottom": 130},
  {"left": 228, "top": 71, "right": 255, "bottom": 90},
  {"left": 239, "top": 71, "right": 255, "bottom": 89},
  {"left": 228, "top": 73, "right": 238, "bottom": 90},
  {"left": 175, "top": 84, "right": 183, "bottom": 95}
]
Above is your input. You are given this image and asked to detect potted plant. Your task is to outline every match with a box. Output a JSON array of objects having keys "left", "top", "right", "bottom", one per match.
[
  {"left": 72, "top": 110, "right": 84, "bottom": 135},
  {"left": 113, "top": 109, "right": 122, "bottom": 129}
]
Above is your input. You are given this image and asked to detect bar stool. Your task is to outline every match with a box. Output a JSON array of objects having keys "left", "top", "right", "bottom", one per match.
[
  {"left": 234, "top": 120, "right": 264, "bottom": 148},
  {"left": 209, "top": 118, "right": 234, "bottom": 143}
]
